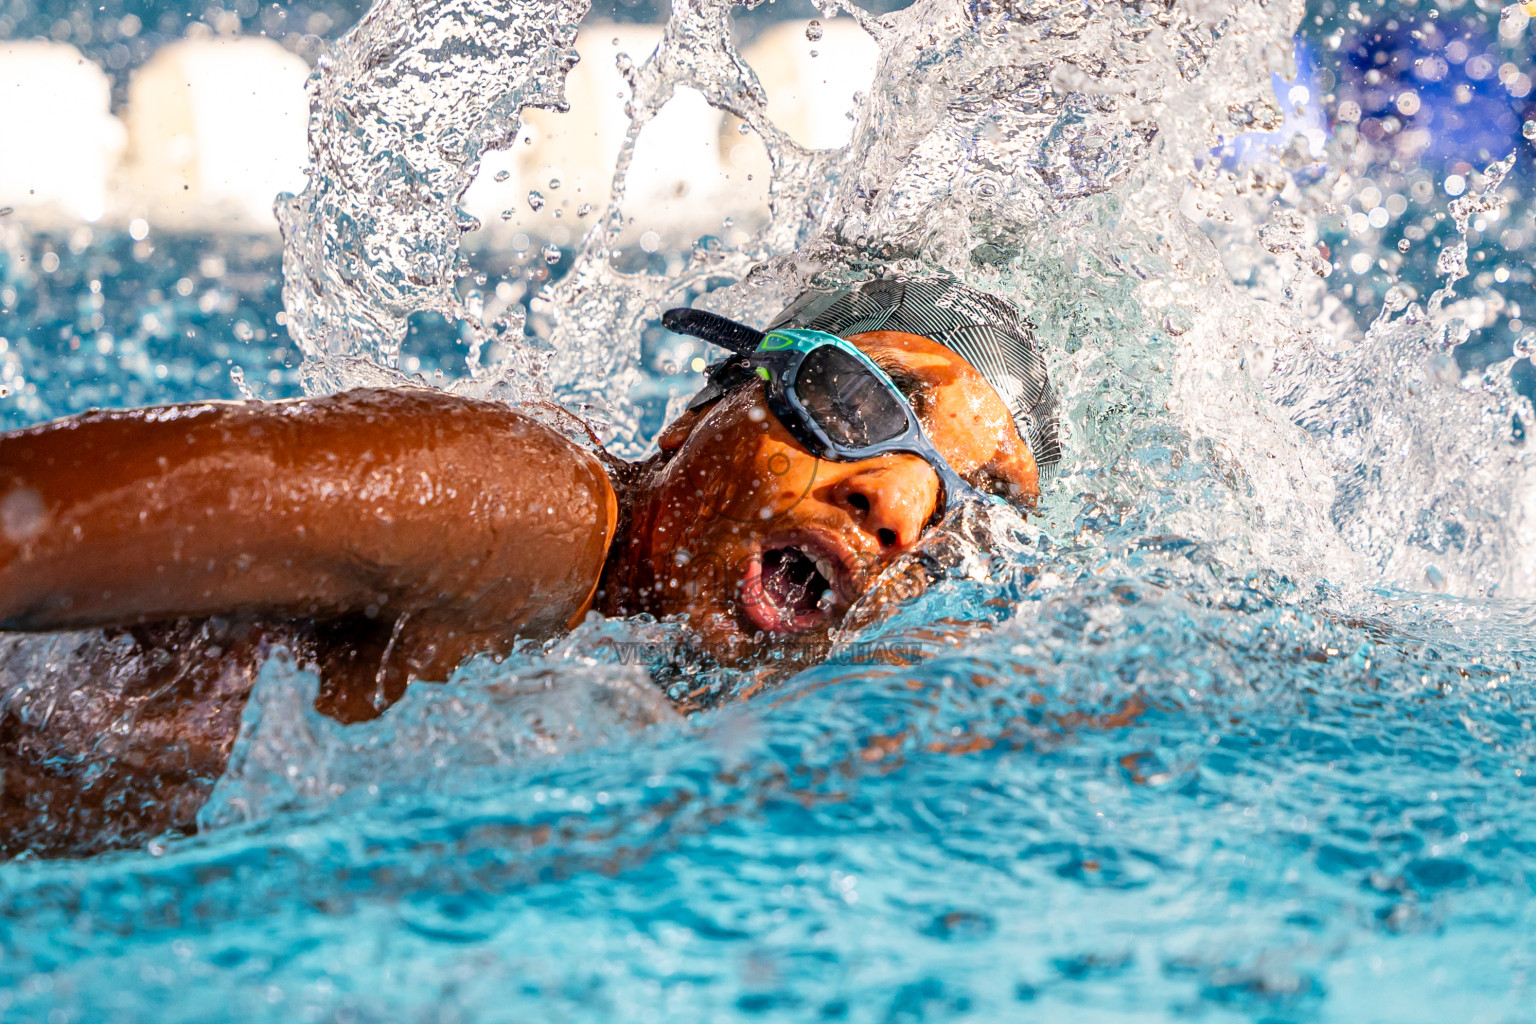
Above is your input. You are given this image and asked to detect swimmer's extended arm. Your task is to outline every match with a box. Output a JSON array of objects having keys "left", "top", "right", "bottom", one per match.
[{"left": 0, "top": 388, "right": 617, "bottom": 675}]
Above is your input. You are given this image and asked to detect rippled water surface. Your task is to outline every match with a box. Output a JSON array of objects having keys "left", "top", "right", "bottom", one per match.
[{"left": 3, "top": 0, "right": 1536, "bottom": 1019}]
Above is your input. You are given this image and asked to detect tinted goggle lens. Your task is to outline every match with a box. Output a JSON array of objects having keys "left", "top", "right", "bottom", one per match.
[{"left": 794, "top": 344, "right": 910, "bottom": 450}]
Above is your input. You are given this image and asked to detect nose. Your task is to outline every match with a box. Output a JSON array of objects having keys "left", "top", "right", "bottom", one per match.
[{"left": 829, "top": 456, "right": 938, "bottom": 551}]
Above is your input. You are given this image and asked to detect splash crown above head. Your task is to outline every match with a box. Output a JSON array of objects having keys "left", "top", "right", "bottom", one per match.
[{"left": 664, "top": 277, "right": 1063, "bottom": 478}]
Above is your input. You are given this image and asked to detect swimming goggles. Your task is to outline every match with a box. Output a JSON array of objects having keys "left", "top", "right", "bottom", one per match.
[{"left": 662, "top": 308, "right": 1005, "bottom": 521}]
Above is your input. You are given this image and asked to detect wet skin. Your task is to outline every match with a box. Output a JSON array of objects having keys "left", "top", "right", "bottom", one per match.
[
  {"left": 0, "top": 388, "right": 619, "bottom": 711},
  {"left": 0, "top": 329, "right": 1036, "bottom": 856},
  {"left": 599, "top": 330, "right": 1041, "bottom": 657}
]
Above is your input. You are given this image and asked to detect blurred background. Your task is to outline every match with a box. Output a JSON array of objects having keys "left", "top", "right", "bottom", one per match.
[{"left": 0, "top": 0, "right": 1532, "bottom": 427}]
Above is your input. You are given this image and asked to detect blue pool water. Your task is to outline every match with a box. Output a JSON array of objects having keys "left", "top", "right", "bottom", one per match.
[
  {"left": 2, "top": 533, "right": 1534, "bottom": 1021},
  {"left": 4, "top": 0, "right": 1536, "bottom": 1019},
  {"left": 3, "top": 234, "right": 1535, "bottom": 1016}
]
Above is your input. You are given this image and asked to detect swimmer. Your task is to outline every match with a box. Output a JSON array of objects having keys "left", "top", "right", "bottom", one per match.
[{"left": 0, "top": 276, "right": 1060, "bottom": 856}]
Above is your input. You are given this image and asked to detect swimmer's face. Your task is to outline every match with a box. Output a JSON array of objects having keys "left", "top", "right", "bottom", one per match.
[{"left": 616, "top": 330, "right": 1040, "bottom": 657}]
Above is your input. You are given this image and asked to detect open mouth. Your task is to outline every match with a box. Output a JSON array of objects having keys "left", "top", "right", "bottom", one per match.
[{"left": 739, "top": 543, "right": 843, "bottom": 634}]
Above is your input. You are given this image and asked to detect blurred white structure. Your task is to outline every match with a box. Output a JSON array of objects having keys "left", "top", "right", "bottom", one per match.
[
  {"left": 123, "top": 37, "right": 310, "bottom": 229},
  {"left": 741, "top": 19, "right": 879, "bottom": 150},
  {"left": 0, "top": 42, "right": 125, "bottom": 223},
  {"left": 0, "top": 21, "right": 877, "bottom": 239},
  {"left": 472, "top": 19, "right": 877, "bottom": 244},
  {"left": 465, "top": 23, "right": 769, "bottom": 245},
  {"left": 717, "top": 19, "right": 881, "bottom": 221}
]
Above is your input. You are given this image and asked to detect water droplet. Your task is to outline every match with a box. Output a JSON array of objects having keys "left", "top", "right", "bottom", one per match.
[
  {"left": 500, "top": 209, "right": 514, "bottom": 220},
  {"left": 809, "top": 49, "right": 819, "bottom": 58},
  {"left": 1397, "top": 238, "right": 1411, "bottom": 252},
  {"left": 542, "top": 243, "right": 562, "bottom": 264},
  {"left": 1, "top": 486, "right": 49, "bottom": 543},
  {"left": 1524, "top": 120, "right": 1536, "bottom": 140},
  {"left": 548, "top": 177, "right": 562, "bottom": 190},
  {"left": 493, "top": 169, "right": 510, "bottom": 183},
  {"left": 527, "top": 190, "right": 545, "bottom": 212},
  {"left": 1515, "top": 332, "right": 1535, "bottom": 360},
  {"left": 738, "top": 121, "right": 752, "bottom": 135},
  {"left": 806, "top": 19, "right": 823, "bottom": 41},
  {"left": 229, "top": 365, "right": 255, "bottom": 399},
  {"left": 577, "top": 203, "right": 592, "bottom": 217}
]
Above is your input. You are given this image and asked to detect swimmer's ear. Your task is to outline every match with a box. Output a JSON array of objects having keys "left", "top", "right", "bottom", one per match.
[{"left": 657, "top": 406, "right": 707, "bottom": 452}]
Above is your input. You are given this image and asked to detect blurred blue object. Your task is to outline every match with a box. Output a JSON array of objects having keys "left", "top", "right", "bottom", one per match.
[{"left": 1218, "top": 40, "right": 1332, "bottom": 172}]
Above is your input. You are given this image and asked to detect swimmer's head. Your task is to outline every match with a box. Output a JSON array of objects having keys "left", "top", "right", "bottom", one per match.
[{"left": 599, "top": 277, "right": 1060, "bottom": 657}]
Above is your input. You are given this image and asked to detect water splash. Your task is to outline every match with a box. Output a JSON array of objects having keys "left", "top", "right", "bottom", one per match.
[
  {"left": 275, "top": 0, "right": 589, "bottom": 380},
  {"left": 1268, "top": 153, "right": 1536, "bottom": 598},
  {"left": 255, "top": 0, "right": 1387, "bottom": 819},
  {"left": 200, "top": 645, "right": 680, "bottom": 829},
  {"left": 271, "top": 0, "right": 1536, "bottom": 600},
  {"left": 1429, "top": 151, "right": 1515, "bottom": 315}
]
